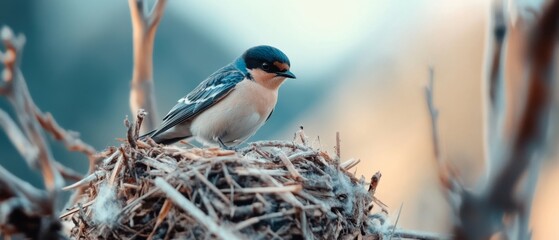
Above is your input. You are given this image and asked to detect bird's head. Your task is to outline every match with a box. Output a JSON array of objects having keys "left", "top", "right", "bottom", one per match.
[{"left": 242, "top": 45, "right": 296, "bottom": 90}]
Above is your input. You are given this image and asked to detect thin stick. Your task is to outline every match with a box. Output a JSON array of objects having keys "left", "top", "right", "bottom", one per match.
[
  {"left": 274, "top": 149, "right": 304, "bottom": 180},
  {"left": 199, "top": 189, "right": 218, "bottom": 221},
  {"left": 388, "top": 203, "right": 404, "bottom": 240},
  {"left": 0, "top": 109, "right": 38, "bottom": 164},
  {"left": 340, "top": 158, "right": 360, "bottom": 170},
  {"left": 148, "top": 198, "right": 172, "bottom": 240},
  {"left": 62, "top": 170, "right": 104, "bottom": 191},
  {"left": 36, "top": 111, "right": 96, "bottom": 158},
  {"left": 234, "top": 209, "right": 297, "bottom": 231},
  {"left": 368, "top": 171, "right": 382, "bottom": 196},
  {"left": 294, "top": 126, "right": 308, "bottom": 146},
  {"left": 221, "top": 185, "right": 301, "bottom": 194},
  {"left": 242, "top": 140, "right": 311, "bottom": 153},
  {"left": 109, "top": 154, "right": 125, "bottom": 186},
  {"left": 424, "top": 68, "right": 460, "bottom": 193},
  {"left": 193, "top": 169, "right": 231, "bottom": 205},
  {"left": 154, "top": 177, "right": 241, "bottom": 240},
  {"left": 425, "top": 67, "right": 441, "bottom": 165},
  {"left": 335, "top": 132, "right": 341, "bottom": 159},
  {"left": 392, "top": 229, "right": 451, "bottom": 240},
  {"left": 59, "top": 200, "right": 95, "bottom": 219}
]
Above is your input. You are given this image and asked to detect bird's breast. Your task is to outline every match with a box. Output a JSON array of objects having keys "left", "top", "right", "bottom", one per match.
[{"left": 190, "top": 79, "right": 278, "bottom": 146}]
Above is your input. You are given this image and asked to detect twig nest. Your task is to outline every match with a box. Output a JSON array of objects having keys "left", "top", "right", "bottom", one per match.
[{"left": 62, "top": 140, "right": 386, "bottom": 239}]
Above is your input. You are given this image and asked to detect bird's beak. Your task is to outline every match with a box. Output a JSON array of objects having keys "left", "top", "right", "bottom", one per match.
[{"left": 276, "top": 70, "right": 296, "bottom": 79}]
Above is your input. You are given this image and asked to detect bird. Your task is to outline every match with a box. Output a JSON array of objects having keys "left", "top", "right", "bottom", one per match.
[{"left": 141, "top": 45, "right": 296, "bottom": 149}]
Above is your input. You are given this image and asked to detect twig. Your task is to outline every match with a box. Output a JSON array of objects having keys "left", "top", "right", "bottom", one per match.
[
  {"left": 288, "top": 150, "right": 316, "bottom": 162},
  {"left": 199, "top": 189, "right": 218, "bottom": 221},
  {"left": 273, "top": 149, "right": 304, "bottom": 180},
  {"left": 0, "top": 165, "right": 49, "bottom": 208},
  {"left": 0, "top": 109, "right": 38, "bottom": 165},
  {"left": 59, "top": 200, "right": 95, "bottom": 219},
  {"left": 134, "top": 109, "right": 146, "bottom": 140},
  {"left": 368, "top": 171, "right": 382, "bottom": 196},
  {"left": 108, "top": 154, "right": 125, "bottom": 186},
  {"left": 154, "top": 177, "right": 242, "bottom": 240},
  {"left": 242, "top": 140, "right": 311, "bottom": 153},
  {"left": 148, "top": 198, "right": 172, "bottom": 240},
  {"left": 388, "top": 203, "right": 403, "bottom": 240},
  {"left": 220, "top": 185, "right": 302, "bottom": 194},
  {"left": 62, "top": 170, "right": 105, "bottom": 191},
  {"left": 128, "top": 0, "right": 168, "bottom": 133},
  {"left": 425, "top": 68, "right": 461, "bottom": 195},
  {"left": 193, "top": 169, "right": 231, "bottom": 205},
  {"left": 293, "top": 126, "right": 308, "bottom": 146},
  {"left": 300, "top": 211, "right": 311, "bottom": 240},
  {"left": 234, "top": 208, "right": 297, "bottom": 231},
  {"left": 340, "top": 158, "right": 360, "bottom": 170},
  {"left": 36, "top": 111, "right": 96, "bottom": 158},
  {"left": 425, "top": 67, "right": 441, "bottom": 165},
  {"left": 391, "top": 229, "right": 451, "bottom": 240},
  {"left": 335, "top": 132, "right": 341, "bottom": 159}
]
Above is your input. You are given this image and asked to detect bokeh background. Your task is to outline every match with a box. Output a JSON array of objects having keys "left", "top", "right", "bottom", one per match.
[{"left": 1, "top": 0, "right": 557, "bottom": 238}]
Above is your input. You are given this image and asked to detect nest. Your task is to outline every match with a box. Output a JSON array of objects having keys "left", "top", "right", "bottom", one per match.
[{"left": 61, "top": 131, "right": 389, "bottom": 239}]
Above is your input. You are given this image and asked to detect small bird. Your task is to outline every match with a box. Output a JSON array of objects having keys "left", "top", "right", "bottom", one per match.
[{"left": 141, "top": 45, "right": 296, "bottom": 149}]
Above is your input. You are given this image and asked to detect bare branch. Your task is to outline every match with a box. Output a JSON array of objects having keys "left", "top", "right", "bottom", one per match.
[
  {"left": 431, "top": 0, "right": 559, "bottom": 238},
  {"left": 148, "top": 0, "right": 168, "bottom": 32},
  {"left": 128, "top": 0, "right": 168, "bottom": 133},
  {"left": 425, "top": 67, "right": 440, "bottom": 164},
  {"left": 0, "top": 25, "right": 104, "bottom": 237},
  {"left": 424, "top": 67, "right": 462, "bottom": 196},
  {"left": 0, "top": 26, "right": 63, "bottom": 196},
  {"left": 35, "top": 112, "right": 96, "bottom": 158},
  {"left": 0, "top": 165, "right": 59, "bottom": 237},
  {"left": 0, "top": 109, "right": 38, "bottom": 163},
  {"left": 483, "top": 0, "right": 509, "bottom": 179},
  {"left": 487, "top": 0, "right": 559, "bottom": 213},
  {"left": 0, "top": 165, "right": 48, "bottom": 208}
]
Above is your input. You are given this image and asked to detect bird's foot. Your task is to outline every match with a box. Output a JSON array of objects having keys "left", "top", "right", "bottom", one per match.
[{"left": 218, "top": 138, "right": 238, "bottom": 151}]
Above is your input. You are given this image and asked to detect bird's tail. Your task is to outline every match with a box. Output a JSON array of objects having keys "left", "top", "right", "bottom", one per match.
[
  {"left": 139, "top": 129, "right": 192, "bottom": 145},
  {"left": 139, "top": 129, "right": 157, "bottom": 141}
]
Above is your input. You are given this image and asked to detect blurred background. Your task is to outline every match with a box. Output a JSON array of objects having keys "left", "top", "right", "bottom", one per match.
[{"left": 0, "top": 0, "right": 557, "bottom": 238}]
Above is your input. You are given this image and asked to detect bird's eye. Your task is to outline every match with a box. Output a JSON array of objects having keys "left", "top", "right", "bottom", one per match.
[{"left": 261, "top": 62, "right": 270, "bottom": 70}]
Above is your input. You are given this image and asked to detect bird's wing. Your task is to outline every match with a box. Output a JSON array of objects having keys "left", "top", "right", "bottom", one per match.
[{"left": 150, "top": 64, "right": 246, "bottom": 138}]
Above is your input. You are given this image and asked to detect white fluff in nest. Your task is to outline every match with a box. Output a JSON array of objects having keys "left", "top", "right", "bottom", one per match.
[{"left": 92, "top": 184, "right": 121, "bottom": 226}]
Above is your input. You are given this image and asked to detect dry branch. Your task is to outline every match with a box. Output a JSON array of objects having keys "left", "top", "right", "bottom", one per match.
[
  {"left": 426, "top": 0, "right": 559, "bottom": 239},
  {"left": 128, "top": 0, "right": 168, "bottom": 133},
  {"left": 0, "top": 25, "right": 98, "bottom": 238},
  {"left": 0, "top": 26, "right": 63, "bottom": 194},
  {"left": 483, "top": 0, "right": 508, "bottom": 181}
]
